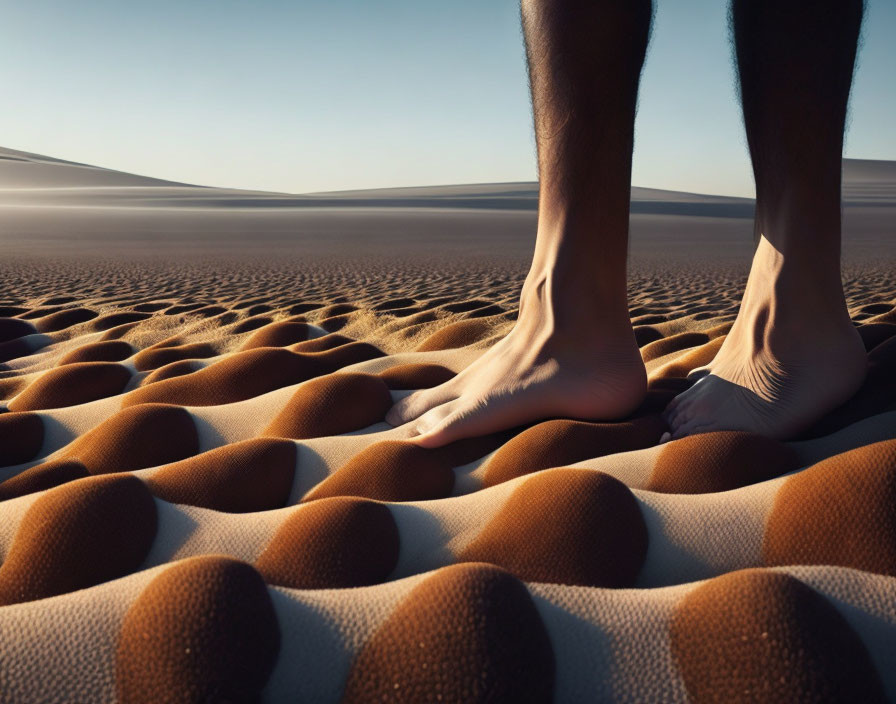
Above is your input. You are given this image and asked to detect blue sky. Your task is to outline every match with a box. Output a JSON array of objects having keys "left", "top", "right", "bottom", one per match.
[{"left": 1, "top": 0, "right": 893, "bottom": 196}]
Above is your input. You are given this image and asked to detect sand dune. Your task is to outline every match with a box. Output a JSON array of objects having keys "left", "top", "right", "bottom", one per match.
[
  {"left": 1, "top": 559, "right": 893, "bottom": 702},
  {"left": 1, "top": 148, "right": 896, "bottom": 701}
]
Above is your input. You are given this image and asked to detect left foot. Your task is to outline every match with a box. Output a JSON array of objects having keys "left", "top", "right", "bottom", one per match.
[{"left": 663, "top": 236, "right": 867, "bottom": 440}]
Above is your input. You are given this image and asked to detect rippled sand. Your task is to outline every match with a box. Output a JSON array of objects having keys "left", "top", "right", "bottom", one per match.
[{"left": 1, "top": 146, "right": 895, "bottom": 701}]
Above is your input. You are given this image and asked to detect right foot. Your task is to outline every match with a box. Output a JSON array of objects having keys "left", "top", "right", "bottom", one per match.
[{"left": 386, "top": 277, "right": 647, "bottom": 448}]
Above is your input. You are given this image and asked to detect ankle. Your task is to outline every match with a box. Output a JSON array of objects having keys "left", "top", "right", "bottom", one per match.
[
  {"left": 519, "top": 267, "right": 631, "bottom": 335},
  {"left": 745, "top": 235, "right": 850, "bottom": 321}
]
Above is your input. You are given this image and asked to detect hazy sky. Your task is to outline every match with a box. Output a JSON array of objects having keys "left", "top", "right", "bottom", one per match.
[{"left": 1, "top": 0, "right": 893, "bottom": 197}]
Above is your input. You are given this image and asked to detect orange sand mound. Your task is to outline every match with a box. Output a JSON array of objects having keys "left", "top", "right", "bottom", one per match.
[
  {"left": 0, "top": 198, "right": 895, "bottom": 700},
  {"left": 303, "top": 440, "right": 454, "bottom": 502},
  {"left": 264, "top": 372, "right": 392, "bottom": 440},
  {"left": 342, "top": 563, "right": 554, "bottom": 703},
  {"left": 60, "top": 403, "right": 199, "bottom": 474},
  {"left": 146, "top": 438, "right": 296, "bottom": 512},
  {"left": 0, "top": 412, "right": 44, "bottom": 465},
  {"left": 256, "top": 497, "right": 399, "bottom": 589},
  {"left": 670, "top": 570, "right": 885, "bottom": 703},
  {"left": 0, "top": 475, "right": 157, "bottom": 606},
  {"left": 123, "top": 343, "right": 384, "bottom": 407},
  {"left": 116, "top": 556, "right": 280, "bottom": 704},
  {"left": 483, "top": 415, "right": 667, "bottom": 487},
  {"left": 9, "top": 362, "right": 131, "bottom": 411},
  {"left": 460, "top": 469, "right": 647, "bottom": 587}
]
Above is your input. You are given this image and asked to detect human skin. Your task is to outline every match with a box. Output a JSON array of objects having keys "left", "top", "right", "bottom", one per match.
[{"left": 388, "top": 0, "right": 866, "bottom": 446}]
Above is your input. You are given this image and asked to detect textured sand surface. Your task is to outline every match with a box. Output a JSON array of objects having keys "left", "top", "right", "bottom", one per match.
[{"left": 1, "top": 147, "right": 896, "bottom": 702}]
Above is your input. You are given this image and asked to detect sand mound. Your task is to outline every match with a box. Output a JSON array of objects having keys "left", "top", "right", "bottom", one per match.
[
  {"left": 460, "top": 469, "right": 647, "bottom": 587},
  {"left": 416, "top": 318, "right": 496, "bottom": 351},
  {"left": 342, "top": 563, "right": 555, "bottom": 703},
  {"left": 1, "top": 183, "right": 895, "bottom": 699},
  {"left": 670, "top": 570, "right": 885, "bottom": 702},
  {"left": 0, "top": 475, "right": 157, "bottom": 606},
  {"left": 0, "top": 459, "right": 90, "bottom": 501},
  {"left": 57, "top": 341, "right": 133, "bottom": 365},
  {"left": 145, "top": 438, "right": 296, "bottom": 512},
  {"left": 9, "top": 362, "right": 131, "bottom": 411},
  {"left": 116, "top": 556, "right": 280, "bottom": 704},
  {"left": 0, "top": 318, "right": 36, "bottom": 343},
  {"left": 303, "top": 440, "right": 454, "bottom": 502},
  {"left": 133, "top": 342, "right": 218, "bottom": 372},
  {"left": 482, "top": 415, "right": 667, "bottom": 487},
  {"left": 264, "top": 373, "right": 392, "bottom": 440},
  {"left": 256, "top": 497, "right": 399, "bottom": 589},
  {"left": 763, "top": 439, "right": 896, "bottom": 575},
  {"left": 241, "top": 321, "right": 314, "bottom": 350},
  {"left": 0, "top": 412, "right": 44, "bottom": 465},
  {"left": 378, "top": 363, "right": 456, "bottom": 389},
  {"left": 60, "top": 403, "right": 199, "bottom": 474},
  {"left": 647, "top": 431, "right": 799, "bottom": 493}
]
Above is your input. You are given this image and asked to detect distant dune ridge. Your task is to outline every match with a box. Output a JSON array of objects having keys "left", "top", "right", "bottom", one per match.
[{"left": 0, "top": 148, "right": 896, "bottom": 701}]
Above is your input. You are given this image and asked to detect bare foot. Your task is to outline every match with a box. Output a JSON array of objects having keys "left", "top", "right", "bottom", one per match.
[
  {"left": 386, "top": 276, "right": 647, "bottom": 448},
  {"left": 663, "top": 236, "right": 866, "bottom": 441}
]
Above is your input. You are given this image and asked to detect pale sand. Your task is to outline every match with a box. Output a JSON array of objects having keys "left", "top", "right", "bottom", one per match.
[{"left": 1, "top": 147, "right": 896, "bottom": 701}]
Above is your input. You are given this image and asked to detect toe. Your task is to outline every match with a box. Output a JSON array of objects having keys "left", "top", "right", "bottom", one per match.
[
  {"left": 385, "top": 383, "right": 458, "bottom": 426},
  {"left": 669, "top": 402, "right": 696, "bottom": 428},
  {"left": 411, "top": 394, "right": 512, "bottom": 449},
  {"left": 663, "top": 377, "right": 707, "bottom": 426},
  {"left": 664, "top": 394, "right": 694, "bottom": 428},
  {"left": 662, "top": 395, "right": 681, "bottom": 421}
]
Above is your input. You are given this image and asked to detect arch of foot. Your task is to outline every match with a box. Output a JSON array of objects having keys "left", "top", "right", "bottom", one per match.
[
  {"left": 801, "top": 335, "right": 896, "bottom": 437},
  {"left": 670, "top": 570, "right": 887, "bottom": 703}
]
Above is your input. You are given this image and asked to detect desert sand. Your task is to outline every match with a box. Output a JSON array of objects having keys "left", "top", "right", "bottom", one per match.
[{"left": 1, "top": 146, "right": 896, "bottom": 702}]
